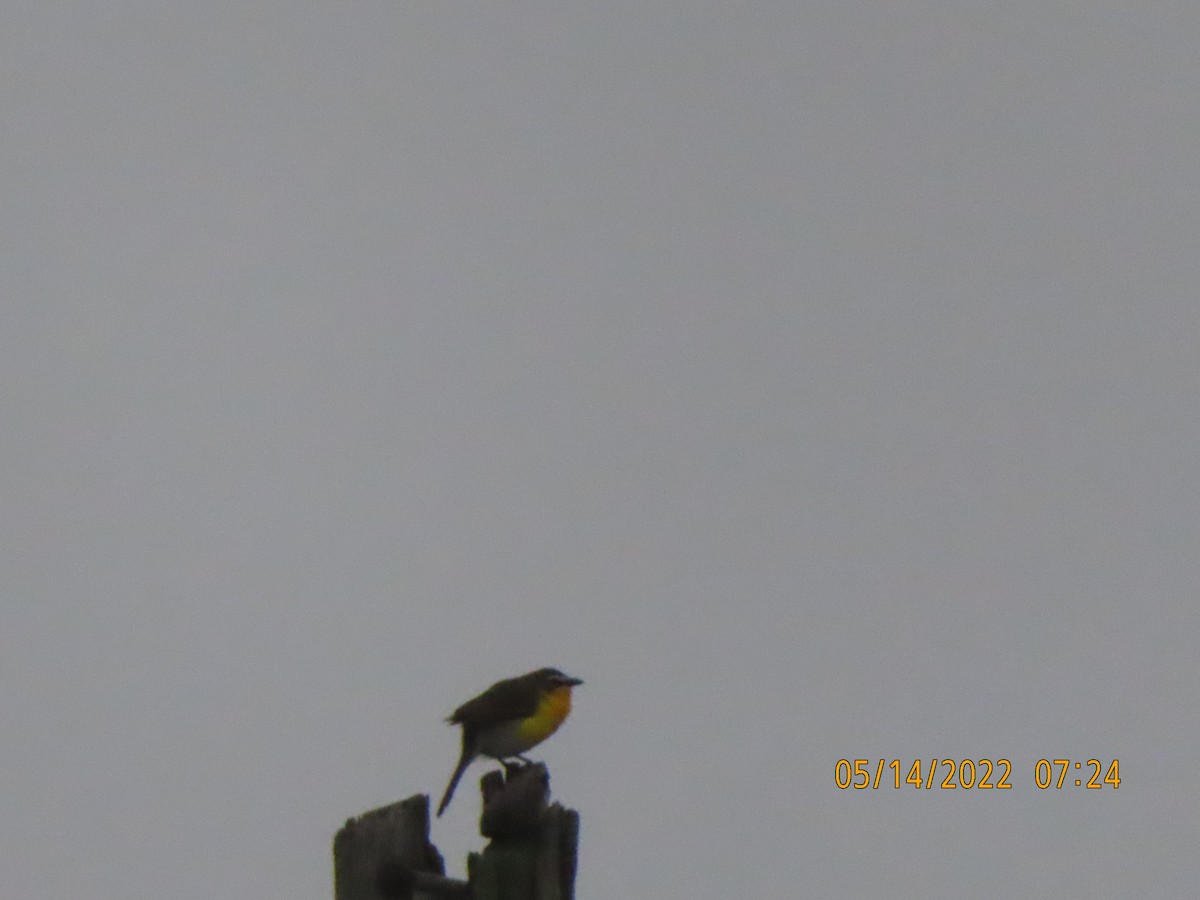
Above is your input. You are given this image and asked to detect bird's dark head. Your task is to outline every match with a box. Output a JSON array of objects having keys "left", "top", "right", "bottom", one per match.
[{"left": 533, "top": 667, "right": 583, "bottom": 689}]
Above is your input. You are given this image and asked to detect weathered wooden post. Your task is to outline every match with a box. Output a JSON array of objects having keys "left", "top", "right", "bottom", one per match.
[
  {"left": 333, "top": 794, "right": 468, "bottom": 899},
  {"left": 334, "top": 763, "right": 578, "bottom": 900}
]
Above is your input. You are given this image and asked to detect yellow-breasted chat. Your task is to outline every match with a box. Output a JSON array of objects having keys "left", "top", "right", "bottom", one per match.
[{"left": 437, "top": 667, "right": 582, "bottom": 817}]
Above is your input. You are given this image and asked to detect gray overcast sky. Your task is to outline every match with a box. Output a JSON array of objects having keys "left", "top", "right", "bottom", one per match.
[{"left": 3, "top": 2, "right": 1198, "bottom": 898}]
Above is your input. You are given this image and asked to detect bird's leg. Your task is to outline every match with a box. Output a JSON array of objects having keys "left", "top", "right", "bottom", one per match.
[{"left": 500, "top": 756, "right": 535, "bottom": 778}]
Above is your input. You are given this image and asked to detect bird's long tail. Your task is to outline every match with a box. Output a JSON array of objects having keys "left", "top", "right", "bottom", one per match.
[{"left": 437, "top": 748, "right": 475, "bottom": 817}]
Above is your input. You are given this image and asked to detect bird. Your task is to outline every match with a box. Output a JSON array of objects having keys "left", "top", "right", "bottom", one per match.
[{"left": 436, "top": 667, "right": 583, "bottom": 817}]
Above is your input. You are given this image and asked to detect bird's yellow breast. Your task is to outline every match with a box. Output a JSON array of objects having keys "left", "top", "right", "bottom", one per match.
[{"left": 517, "top": 684, "right": 574, "bottom": 747}]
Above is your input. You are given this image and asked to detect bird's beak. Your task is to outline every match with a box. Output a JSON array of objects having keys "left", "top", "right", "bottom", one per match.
[{"left": 566, "top": 676, "right": 583, "bottom": 686}]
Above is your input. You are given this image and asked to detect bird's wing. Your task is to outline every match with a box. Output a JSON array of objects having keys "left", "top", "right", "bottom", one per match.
[{"left": 450, "top": 675, "right": 540, "bottom": 724}]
